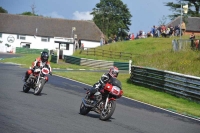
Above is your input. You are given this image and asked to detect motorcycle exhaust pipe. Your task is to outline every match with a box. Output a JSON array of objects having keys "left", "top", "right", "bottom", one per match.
[{"left": 82, "top": 98, "right": 94, "bottom": 108}]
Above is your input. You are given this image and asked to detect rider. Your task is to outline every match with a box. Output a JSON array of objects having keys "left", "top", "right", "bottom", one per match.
[
  {"left": 23, "top": 51, "right": 52, "bottom": 82},
  {"left": 87, "top": 66, "right": 119, "bottom": 100}
]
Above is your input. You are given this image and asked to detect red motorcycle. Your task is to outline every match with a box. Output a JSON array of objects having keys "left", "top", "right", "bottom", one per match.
[
  {"left": 80, "top": 77, "right": 123, "bottom": 121},
  {"left": 22, "top": 66, "right": 51, "bottom": 95}
]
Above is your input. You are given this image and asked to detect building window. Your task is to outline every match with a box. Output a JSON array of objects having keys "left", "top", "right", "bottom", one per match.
[
  {"left": 0, "top": 33, "right": 2, "bottom": 38},
  {"left": 66, "top": 44, "right": 69, "bottom": 50},
  {"left": 41, "top": 37, "right": 49, "bottom": 42},
  {"left": 60, "top": 43, "right": 69, "bottom": 50},
  {"left": 17, "top": 35, "right": 26, "bottom": 40},
  {"left": 60, "top": 43, "right": 66, "bottom": 50}
]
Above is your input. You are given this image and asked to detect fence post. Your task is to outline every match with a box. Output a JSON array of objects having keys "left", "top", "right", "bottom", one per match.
[
  {"left": 57, "top": 49, "right": 59, "bottom": 63},
  {"left": 129, "top": 60, "right": 132, "bottom": 74},
  {"left": 87, "top": 49, "right": 88, "bottom": 55}
]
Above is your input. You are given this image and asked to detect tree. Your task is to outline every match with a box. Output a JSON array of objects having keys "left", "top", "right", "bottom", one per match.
[
  {"left": 158, "top": 15, "right": 167, "bottom": 25},
  {"left": 0, "top": 7, "right": 8, "bottom": 13},
  {"left": 20, "top": 3, "right": 40, "bottom": 16},
  {"left": 20, "top": 11, "right": 38, "bottom": 16},
  {"left": 165, "top": 0, "right": 200, "bottom": 20},
  {"left": 91, "top": 0, "right": 132, "bottom": 40}
]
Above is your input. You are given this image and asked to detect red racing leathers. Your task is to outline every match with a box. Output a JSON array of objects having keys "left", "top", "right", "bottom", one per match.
[{"left": 24, "top": 57, "right": 52, "bottom": 82}]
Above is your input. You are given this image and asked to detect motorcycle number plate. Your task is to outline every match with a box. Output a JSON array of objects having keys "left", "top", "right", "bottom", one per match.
[
  {"left": 111, "top": 86, "right": 120, "bottom": 96},
  {"left": 42, "top": 68, "right": 49, "bottom": 75}
]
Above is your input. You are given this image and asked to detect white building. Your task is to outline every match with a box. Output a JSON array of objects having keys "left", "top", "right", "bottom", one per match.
[{"left": 0, "top": 13, "right": 104, "bottom": 56}]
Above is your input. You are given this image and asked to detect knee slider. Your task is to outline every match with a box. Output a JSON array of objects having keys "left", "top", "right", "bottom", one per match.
[{"left": 27, "top": 69, "right": 32, "bottom": 75}]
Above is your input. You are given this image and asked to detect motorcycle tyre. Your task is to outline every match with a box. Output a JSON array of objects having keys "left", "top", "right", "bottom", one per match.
[
  {"left": 80, "top": 102, "right": 92, "bottom": 115},
  {"left": 23, "top": 83, "right": 30, "bottom": 93},
  {"left": 34, "top": 79, "right": 45, "bottom": 95},
  {"left": 99, "top": 100, "right": 116, "bottom": 121}
]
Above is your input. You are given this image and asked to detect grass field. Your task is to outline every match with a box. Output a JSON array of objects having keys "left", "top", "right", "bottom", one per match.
[{"left": 1, "top": 35, "right": 200, "bottom": 119}]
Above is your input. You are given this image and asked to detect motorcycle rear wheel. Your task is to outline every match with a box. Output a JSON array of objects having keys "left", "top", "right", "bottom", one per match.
[
  {"left": 80, "top": 102, "right": 92, "bottom": 115},
  {"left": 99, "top": 100, "right": 116, "bottom": 121},
  {"left": 34, "top": 79, "right": 45, "bottom": 95},
  {"left": 22, "top": 83, "right": 30, "bottom": 93}
]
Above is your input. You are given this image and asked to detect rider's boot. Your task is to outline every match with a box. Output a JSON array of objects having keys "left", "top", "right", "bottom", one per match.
[
  {"left": 86, "top": 88, "right": 97, "bottom": 104},
  {"left": 24, "top": 72, "right": 29, "bottom": 82}
]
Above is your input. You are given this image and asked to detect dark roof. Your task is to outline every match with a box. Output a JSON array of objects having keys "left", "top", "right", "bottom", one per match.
[
  {"left": 167, "top": 16, "right": 200, "bottom": 32},
  {"left": 0, "top": 13, "right": 103, "bottom": 42}
]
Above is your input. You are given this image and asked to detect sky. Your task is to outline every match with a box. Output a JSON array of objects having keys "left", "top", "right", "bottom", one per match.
[{"left": 0, "top": 0, "right": 176, "bottom": 35}]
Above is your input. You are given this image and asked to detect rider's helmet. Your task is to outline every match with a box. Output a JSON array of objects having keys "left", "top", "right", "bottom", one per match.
[
  {"left": 41, "top": 51, "right": 49, "bottom": 62},
  {"left": 108, "top": 66, "right": 119, "bottom": 78}
]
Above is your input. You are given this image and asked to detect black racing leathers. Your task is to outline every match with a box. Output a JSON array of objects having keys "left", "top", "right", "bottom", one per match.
[{"left": 89, "top": 73, "right": 111, "bottom": 97}]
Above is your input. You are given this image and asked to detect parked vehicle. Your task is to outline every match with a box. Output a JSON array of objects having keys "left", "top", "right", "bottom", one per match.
[
  {"left": 80, "top": 77, "right": 123, "bottom": 121},
  {"left": 22, "top": 66, "right": 51, "bottom": 95}
]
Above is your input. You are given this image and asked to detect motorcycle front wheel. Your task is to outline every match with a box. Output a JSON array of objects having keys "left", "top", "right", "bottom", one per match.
[
  {"left": 22, "top": 83, "right": 30, "bottom": 93},
  {"left": 80, "top": 102, "right": 92, "bottom": 115},
  {"left": 34, "top": 79, "right": 45, "bottom": 95},
  {"left": 99, "top": 100, "right": 116, "bottom": 121}
]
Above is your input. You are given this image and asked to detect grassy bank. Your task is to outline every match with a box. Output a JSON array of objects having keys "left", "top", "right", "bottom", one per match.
[
  {"left": 74, "top": 37, "right": 200, "bottom": 77},
  {"left": 1, "top": 36, "right": 200, "bottom": 118}
]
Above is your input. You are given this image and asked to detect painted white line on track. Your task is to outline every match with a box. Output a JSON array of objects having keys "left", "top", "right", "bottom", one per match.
[
  {"left": 66, "top": 69, "right": 73, "bottom": 70},
  {"left": 4, "top": 62, "right": 24, "bottom": 65}
]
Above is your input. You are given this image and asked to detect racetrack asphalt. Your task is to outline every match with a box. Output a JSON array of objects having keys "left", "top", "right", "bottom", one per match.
[{"left": 0, "top": 53, "right": 200, "bottom": 133}]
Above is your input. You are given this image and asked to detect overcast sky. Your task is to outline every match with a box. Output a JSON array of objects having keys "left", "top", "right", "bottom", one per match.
[{"left": 0, "top": 0, "right": 176, "bottom": 34}]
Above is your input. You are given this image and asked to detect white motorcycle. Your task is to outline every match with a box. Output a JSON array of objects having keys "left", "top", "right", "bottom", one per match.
[{"left": 22, "top": 66, "right": 51, "bottom": 95}]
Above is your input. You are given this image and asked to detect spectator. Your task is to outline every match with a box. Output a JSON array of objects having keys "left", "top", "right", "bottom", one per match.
[
  {"left": 147, "top": 31, "right": 152, "bottom": 37},
  {"left": 142, "top": 31, "right": 146, "bottom": 38},
  {"left": 128, "top": 33, "right": 131, "bottom": 39},
  {"left": 157, "top": 26, "right": 161, "bottom": 37},
  {"left": 113, "top": 35, "right": 118, "bottom": 42},
  {"left": 174, "top": 25, "right": 180, "bottom": 36},
  {"left": 135, "top": 33, "right": 139, "bottom": 39},
  {"left": 130, "top": 33, "right": 134, "bottom": 40},
  {"left": 161, "top": 25, "right": 166, "bottom": 37},
  {"left": 79, "top": 43, "right": 84, "bottom": 54},
  {"left": 78, "top": 39, "right": 81, "bottom": 49},
  {"left": 195, "top": 40, "right": 200, "bottom": 50},
  {"left": 75, "top": 42, "right": 78, "bottom": 49},
  {"left": 152, "top": 25, "right": 157, "bottom": 37},
  {"left": 190, "top": 32, "right": 195, "bottom": 49},
  {"left": 190, "top": 32, "right": 195, "bottom": 40},
  {"left": 139, "top": 31, "right": 142, "bottom": 38},
  {"left": 180, "top": 21, "right": 186, "bottom": 35},
  {"left": 100, "top": 34, "right": 105, "bottom": 46},
  {"left": 81, "top": 43, "right": 84, "bottom": 49}
]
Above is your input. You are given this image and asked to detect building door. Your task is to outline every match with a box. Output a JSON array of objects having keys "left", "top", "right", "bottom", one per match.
[{"left": 20, "top": 42, "right": 31, "bottom": 48}]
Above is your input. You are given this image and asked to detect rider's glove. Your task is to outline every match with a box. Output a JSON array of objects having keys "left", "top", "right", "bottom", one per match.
[{"left": 32, "top": 66, "right": 37, "bottom": 70}]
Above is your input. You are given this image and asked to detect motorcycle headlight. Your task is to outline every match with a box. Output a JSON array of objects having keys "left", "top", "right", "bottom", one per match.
[{"left": 34, "top": 68, "right": 41, "bottom": 73}]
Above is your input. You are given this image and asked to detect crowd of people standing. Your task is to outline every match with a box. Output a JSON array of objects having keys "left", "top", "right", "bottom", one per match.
[{"left": 133, "top": 21, "right": 186, "bottom": 39}]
